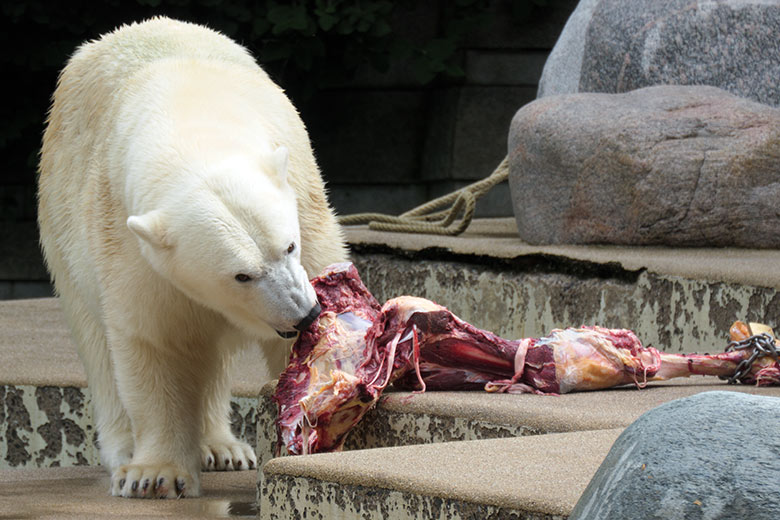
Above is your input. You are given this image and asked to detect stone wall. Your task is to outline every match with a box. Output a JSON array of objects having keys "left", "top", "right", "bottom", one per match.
[
  {"left": 309, "top": 0, "right": 578, "bottom": 218},
  {"left": 0, "top": 384, "right": 257, "bottom": 470},
  {"left": 350, "top": 250, "right": 780, "bottom": 354}
]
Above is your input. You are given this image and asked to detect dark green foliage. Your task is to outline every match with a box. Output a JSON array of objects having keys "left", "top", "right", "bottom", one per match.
[{"left": 0, "top": 0, "right": 547, "bottom": 189}]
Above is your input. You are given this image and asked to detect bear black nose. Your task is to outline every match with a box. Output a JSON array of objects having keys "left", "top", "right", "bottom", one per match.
[{"left": 294, "top": 302, "right": 321, "bottom": 331}]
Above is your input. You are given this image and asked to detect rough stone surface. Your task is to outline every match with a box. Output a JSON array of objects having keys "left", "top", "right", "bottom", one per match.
[
  {"left": 536, "top": 0, "right": 599, "bottom": 97},
  {"left": 0, "top": 466, "right": 257, "bottom": 518},
  {"left": 424, "top": 85, "right": 537, "bottom": 182},
  {"left": 0, "top": 384, "right": 256, "bottom": 470},
  {"left": 261, "top": 474, "right": 563, "bottom": 520},
  {"left": 256, "top": 376, "right": 780, "bottom": 483},
  {"left": 351, "top": 253, "right": 780, "bottom": 354},
  {"left": 261, "top": 430, "right": 621, "bottom": 519},
  {"left": 508, "top": 85, "right": 780, "bottom": 247},
  {"left": 306, "top": 90, "right": 427, "bottom": 186},
  {"left": 538, "top": 0, "right": 780, "bottom": 107},
  {"left": 570, "top": 391, "right": 780, "bottom": 520},
  {"left": 256, "top": 386, "right": 542, "bottom": 473}
]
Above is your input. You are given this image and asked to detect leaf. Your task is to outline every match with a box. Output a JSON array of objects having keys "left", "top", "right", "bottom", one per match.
[
  {"left": 268, "top": 4, "right": 308, "bottom": 35},
  {"left": 376, "top": 1, "right": 393, "bottom": 15},
  {"left": 252, "top": 17, "right": 271, "bottom": 37},
  {"left": 370, "top": 19, "right": 391, "bottom": 38},
  {"left": 318, "top": 12, "right": 338, "bottom": 31},
  {"left": 336, "top": 17, "right": 355, "bottom": 35},
  {"left": 260, "top": 41, "right": 293, "bottom": 63},
  {"left": 424, "top": 38, "right": 456, "bottom": 61},
  {"left": 293, "top": 46, "right": 313, "bottom": 70},
  {"left": 409, "top": 57, "right": 436, "bottom": 84},
  {"left": 444, "top": 62, "right": 465, "bottom": 77},
  {"left": 356, "top": 18, "right": 371, "bottom": 33}
]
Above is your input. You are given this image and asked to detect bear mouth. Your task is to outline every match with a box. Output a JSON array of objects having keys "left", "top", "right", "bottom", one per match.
[{"left": 276, "top": 330, "right": 298, "bottom": 339}]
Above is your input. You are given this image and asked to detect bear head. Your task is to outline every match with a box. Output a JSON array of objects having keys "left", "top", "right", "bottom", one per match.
[{"left": 126, "top": 146, "right": 320, "bottom": 338}]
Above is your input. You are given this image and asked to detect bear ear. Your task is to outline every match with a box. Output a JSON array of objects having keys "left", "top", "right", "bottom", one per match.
[
  {"left": 127, "top": 210, "right": 171, "bottom": 249},
  {"left": 272, "top": 146, "right": 289, "bottom": 183}
]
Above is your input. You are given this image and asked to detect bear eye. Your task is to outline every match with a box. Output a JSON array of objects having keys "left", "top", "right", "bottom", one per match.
[
  {"left": 235, "top": 273, "right": 252, "bottom": 283},
  {"left": 286, "top": 242, "right": 296, "bottom": 254}
]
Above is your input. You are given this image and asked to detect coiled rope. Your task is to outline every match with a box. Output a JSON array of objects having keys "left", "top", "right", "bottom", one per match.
[{"left": 338, "top": 155, "right": 509, "bottom": 236}]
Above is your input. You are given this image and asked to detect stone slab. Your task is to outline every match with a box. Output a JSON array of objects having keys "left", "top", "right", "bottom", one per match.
[
  {"left": 349, "top": 247, "right": 779, "bottom": 360},
  {"left": 304, "top": 90, "right": 427, "bottom": 185},
  {"left": 0, "top": 383, "right": 258, "bottom": 470},
  {"left": 261, "top": 428, "right": 623, "bottom": 519},
  {"left": 0, "top": 465, "right": 256, "bottom": 519},
  {"left": 256, "top": 378, "right": 780, "bottom": 475},
  {"left": 327, "top": 183, "right": 428, "bottom": 217},
  {"left": 0, "top": 298, "right": 262, "bottom": 469},
  {"left": 464, "top": 50, "right": 549, "bottom": 86},
  {"left": 344, "top": 218, "right": 780, "bottom": 291},
  {"left": 0, "top": 297, "right": 271, "bottom": 396}
]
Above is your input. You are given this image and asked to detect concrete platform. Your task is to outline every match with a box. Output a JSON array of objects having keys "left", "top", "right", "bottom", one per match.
[
  {"left": 4, "top": 217, "right": 780, "bottom": 518},
  {"left": 256, "top": 378, "right": 780, "bottom": 469},
  {"left": 0, "top": 466, "right": 257, "bottom": 519},
  {"left": 347, "top": 220, "right": 780, "bottom": 356},
  {"left": 0, "top": 298, "right": 269, "bottom": 396},
  {"left": 261, "top": 428, "right": 623, "bottom": 519},
  {"left": 0, "top": 298, "right": 266, "bottom": 469},
  {"left": 346, "top": 218, "right": 780, "bottom": 290}
]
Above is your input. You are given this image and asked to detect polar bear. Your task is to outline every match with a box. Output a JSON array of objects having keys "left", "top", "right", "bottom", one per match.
[{"left": 38, "top": 17, "right": 346, "bottom": 498}]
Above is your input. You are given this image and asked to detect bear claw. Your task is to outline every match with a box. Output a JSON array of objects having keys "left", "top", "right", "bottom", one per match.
[{"left": 111, "top": 464, "right": 198, "bottom": 498}]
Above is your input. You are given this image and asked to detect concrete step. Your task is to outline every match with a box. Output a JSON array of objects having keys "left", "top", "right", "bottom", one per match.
[
  {"left": 0, "top": 466, "right": 257, "bottom": 519},
  {"left": 256, "top": 380, "right": 780, "bottom": 517},
  {"left": 4, "top": 218, "right": 780, "bottom": 519},
  {"left": 255, "top": 377, "right": 780, "bottom": 470},
  {"left": 348, "top": 218, "right": 780, "bottom": 356},
  {"left": 0, "top": 298, "right": 264, "bottom": 470},
  {"left": 260, "top": 428, "right": 623, "bottom": 519}
]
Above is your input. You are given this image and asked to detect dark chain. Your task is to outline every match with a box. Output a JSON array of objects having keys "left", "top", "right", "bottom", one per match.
[{"left": 720, "top": 333, "right": 780, "bottom": 384}]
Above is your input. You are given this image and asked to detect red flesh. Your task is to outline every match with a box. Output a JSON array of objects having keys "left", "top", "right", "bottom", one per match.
[{"left": 273, "top": 263, "right": 780, "bottom": 455}]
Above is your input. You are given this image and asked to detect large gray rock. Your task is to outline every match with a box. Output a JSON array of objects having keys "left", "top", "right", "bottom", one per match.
[
  {"left": 538, "top": 0, "right": 780, "bottom": 107},
  {"left": 508, "top": 85, "right": 780, "bottom": 247},
  {"left": 570, "top": 391, "right": 780, "bottom": 520}
]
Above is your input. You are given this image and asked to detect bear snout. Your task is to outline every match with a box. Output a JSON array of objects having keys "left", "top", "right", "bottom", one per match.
[{"left": 294, "top": 302, "right": 321, "bottom": 332}]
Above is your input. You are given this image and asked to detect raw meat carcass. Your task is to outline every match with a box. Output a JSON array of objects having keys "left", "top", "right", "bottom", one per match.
[{"left": 273, "top": 263, "right": 780, "bottom": 455}]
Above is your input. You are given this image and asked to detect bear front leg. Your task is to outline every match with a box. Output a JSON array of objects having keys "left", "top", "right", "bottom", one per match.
[
  {"left": 200, "top": 348, "right": 257, "bottom": 471},
  {"left": 108, "top": 333, "right": 207, "bottom": 498}
]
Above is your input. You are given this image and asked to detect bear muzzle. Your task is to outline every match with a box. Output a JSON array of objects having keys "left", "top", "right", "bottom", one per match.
[
  {"left": 275, "top": 302, "right": 321, "bottom": 339},
  {"left": 295, "top": 302, "right": 322, "bottom": 332}
]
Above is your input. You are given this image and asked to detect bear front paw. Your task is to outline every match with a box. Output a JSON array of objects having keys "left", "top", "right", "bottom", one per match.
[
  {"left": 201, "top": 439, "right": 257, "bottom": 471},
  {"left": 111, "top": 464, "right": 200, "bottom": 498}
]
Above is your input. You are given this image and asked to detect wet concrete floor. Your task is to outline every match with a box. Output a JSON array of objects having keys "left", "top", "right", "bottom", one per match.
[{"left": 0, "top": 466, "right": 257, "bottom": 519}]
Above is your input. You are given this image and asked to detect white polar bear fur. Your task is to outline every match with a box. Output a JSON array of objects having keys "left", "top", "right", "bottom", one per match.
[{"left": 38, "top": 17, "right": 346, "bottom": 498}]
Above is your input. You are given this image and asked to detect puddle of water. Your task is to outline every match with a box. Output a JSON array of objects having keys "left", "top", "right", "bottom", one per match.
[
  {"left": 227, "top": 502, "right": 258, "bottom": 516},
  {"left": 186, "top": 500, "right": 258, "bottom": 517}
]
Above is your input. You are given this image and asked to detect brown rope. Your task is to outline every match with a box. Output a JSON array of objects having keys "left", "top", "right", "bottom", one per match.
[{"left": 339, "top": 155, "right": 509, "bottom": 236}]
